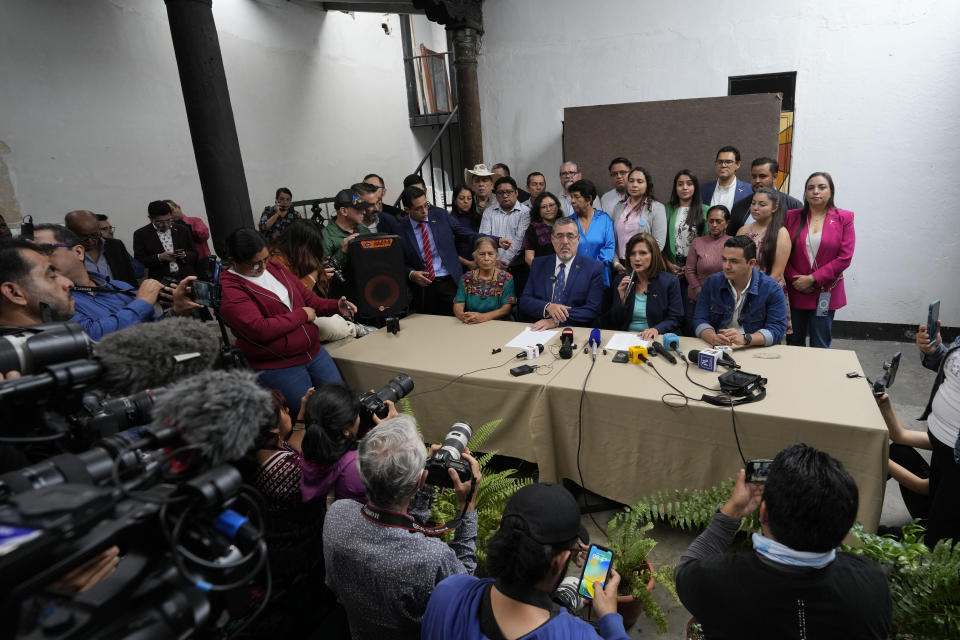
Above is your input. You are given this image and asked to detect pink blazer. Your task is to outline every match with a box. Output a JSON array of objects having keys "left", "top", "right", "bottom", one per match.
[{"left": 783, "top": 208, "right": 855, "bottom": 310}]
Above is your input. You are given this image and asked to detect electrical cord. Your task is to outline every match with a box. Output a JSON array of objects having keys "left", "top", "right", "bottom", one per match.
[
  {"left": 730, "top": 402, "right": 747, "bottom": 465},
  {"left": 575, "top": 356, "right": 605, "bottom": 533},
  {"left": 683, "top": 356, "right": 721, "bottom": 392},
  {"left": 408, "top": 355, "right": 517, "bottom": 398},
  {"left": 644, "top": 360, "right": 694, "bottom": 408}
]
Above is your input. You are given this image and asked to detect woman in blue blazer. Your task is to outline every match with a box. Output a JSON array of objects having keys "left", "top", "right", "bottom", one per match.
[{"left": 610, "top": 232, "right": 684, "bottom": 339}]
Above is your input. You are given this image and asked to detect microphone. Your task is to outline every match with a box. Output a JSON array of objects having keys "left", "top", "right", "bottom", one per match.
[
  {"left": 94, "top": 318, "right": 221, "bottom": 395},
  {"left": 589, "top": 328, "right": 601, "bottom": 360},
  {"left": 559, "top": 328, "right": 574, "bottom": 359},
  {"left": 629, "top": 344, "right": 649, "bottom": 364},
  {"left": 516, "top": 344, "right": 545, "bottom": 359},
  {"left": 150, "top": 369, "right": 271, "bottom": 465},
  {"left": 719, "top": 351, "right": 740, "bottom": 369},
  {"left": 663, "top": 332, "right": 680, "bottom": 352},
  {"left": 651, "top": 341, "right": 677, "bottom": 364},
  {"left": 689, "top": 349, "right": 739, "bottom": 372}
]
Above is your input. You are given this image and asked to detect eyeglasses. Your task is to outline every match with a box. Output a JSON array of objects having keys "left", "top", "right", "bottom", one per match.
[
  {"left": 540, "top": 202, "right": 558, "bottom": 209},
  {"left": 560, "top": 171, "right": 579, "bottom": 177},
  {"left": 715, "top": 159, "right": 737, "bottom": 166},
  {"left": 32, "top": 242, "right": 75, "bottom": 251},
  {"left": 552, "top": 232, "right": 578, "bottom": 241},
  {"left": 99, "top": 226, "right": 116, "bottom": 233},
  {"left": 244, "top": 258, "right": 269, "bottom": 270},
  {"left": 152, "top": 219, "right": 174, "bottom": 229},
  {"left": 495, "top": 189, "right": 517, "bottom": 196}
]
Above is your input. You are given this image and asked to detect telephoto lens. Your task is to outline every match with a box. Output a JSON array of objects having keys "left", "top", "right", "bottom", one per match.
[
  {"left": 358, "top": 373, "right": 414, "bottom": 434},
  {"left": 424, "top": 422, "right": 473, "bottom": 488},
  {"left": 0, "top": 322, "right": 92, "bottom": 375}
]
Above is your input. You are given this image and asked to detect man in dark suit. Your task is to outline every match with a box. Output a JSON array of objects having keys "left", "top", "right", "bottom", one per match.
[
  {"left": 700, "top": 146, "right": 753, "bottom": 215},
  {"left": 65, "top": 210, "right": 140, "bottom": 285},
  {"left": 729, "top": 157, "right": 804, "bottom": 233},
  {"left": 520, "top": 216, "right": 604, "bottom": 329},
  {"left": 397, "top": 186, "right": 509, "bottom": 316},
  {"left": 133, "top": 201, "right": 197, "bottom": 280}
]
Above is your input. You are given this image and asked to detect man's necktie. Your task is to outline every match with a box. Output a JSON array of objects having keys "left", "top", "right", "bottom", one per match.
[
  {"left": 551, "top": 263, "right": 566, "bottom": 304},
  {"left": 420, "top": 222, "right": 436, "bottom": 280}
]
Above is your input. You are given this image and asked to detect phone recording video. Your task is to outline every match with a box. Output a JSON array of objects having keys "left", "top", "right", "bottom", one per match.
[{"left": 577, "top": 544, "right": 614, "bottom": 599}]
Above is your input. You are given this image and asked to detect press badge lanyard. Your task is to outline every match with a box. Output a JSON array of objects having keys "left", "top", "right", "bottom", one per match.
[{"left": 806, "top": 219, "right": 841, "bottom": 317}]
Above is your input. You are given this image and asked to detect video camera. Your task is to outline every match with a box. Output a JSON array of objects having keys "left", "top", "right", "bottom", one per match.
[
  {"left": 358, "top": 373, "right": 414, "bottom": 433},
  {"left": 425, "top": 422, "right": 473, "bottom": 488},
  {"left": 0, "top": 423, "right": 269, "bottom": 639}
]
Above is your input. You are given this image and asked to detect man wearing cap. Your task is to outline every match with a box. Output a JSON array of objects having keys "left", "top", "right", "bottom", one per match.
[
  {"left": 422, "top": 482, "right": 630, "bottom": 640},
  {"left": 321, "top": 188, "right": 372, "bottom": 268},
  {"left": 465, "top": 163, "right": 497, "bottom": 212}
]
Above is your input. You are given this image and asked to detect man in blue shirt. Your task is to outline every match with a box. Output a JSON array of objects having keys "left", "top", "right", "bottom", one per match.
[
  {"left": 693, "top": 235, "right": 787, "bottom": 347},
  {"left": 422, "top": 482, "right": 629, "bottom": 640},
  {"left": 33, "top": 224, "right": 198, "bottom": 340}
]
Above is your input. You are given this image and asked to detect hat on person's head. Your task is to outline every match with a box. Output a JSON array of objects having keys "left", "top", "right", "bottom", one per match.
[
  {"left": 501, "top": 482, "right": 589, "bottom": 546},
  {"left": 333, "top": 188, "right": 373, "bottom": 211},
  {"left": 464, "top": 163, "right": 496, "bottom": 184}
]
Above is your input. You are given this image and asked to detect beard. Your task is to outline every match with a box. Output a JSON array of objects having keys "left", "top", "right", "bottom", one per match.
[{"left": 26, "top": 286, "right": 74, "bottom": 323}]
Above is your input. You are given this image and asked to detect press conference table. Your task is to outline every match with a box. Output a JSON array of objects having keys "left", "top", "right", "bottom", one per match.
[{"left": 330, "top": 315, "right": 888, "bottom": 530}]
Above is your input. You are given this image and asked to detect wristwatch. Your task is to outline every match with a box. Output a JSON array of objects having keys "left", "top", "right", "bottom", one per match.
[{"left": 743, "top": 332, "right": 753, "bottom": 346}]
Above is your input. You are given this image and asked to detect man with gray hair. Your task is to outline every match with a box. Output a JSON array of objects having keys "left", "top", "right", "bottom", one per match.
[
  {"left": 558, "top": 161, "right": 600, "bottom": 217},
  {"left": 323, "top": 414, "right": 481, "bottom": 640}
]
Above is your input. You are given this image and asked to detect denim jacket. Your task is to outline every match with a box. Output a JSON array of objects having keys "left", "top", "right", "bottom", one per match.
[{"left": 693, "top": 268, "right": 787, "bottom": 346}]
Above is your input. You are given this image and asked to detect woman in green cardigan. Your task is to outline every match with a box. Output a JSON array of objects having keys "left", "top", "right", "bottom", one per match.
[{"left": 664, "top": 169, "right": 709, "bottom": 333}]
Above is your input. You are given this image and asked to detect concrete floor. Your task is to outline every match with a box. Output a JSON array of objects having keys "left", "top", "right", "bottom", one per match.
[{"left": 568, "top": 336, "right": 932, "bottom": 639}]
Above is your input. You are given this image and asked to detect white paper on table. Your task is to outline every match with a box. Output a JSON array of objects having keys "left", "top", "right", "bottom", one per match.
[
  {"left": 605, "top": 333, "right": 651, "bottom": 351},
  {"left": 505, "top": 328, "right": 559, "bottom": 349}
]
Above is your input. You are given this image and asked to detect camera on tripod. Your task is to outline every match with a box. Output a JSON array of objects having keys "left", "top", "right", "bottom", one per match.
[
  {"left": 358, "top": 374, "right": 414, "bottom": 432},
  {"left": 425, "top": 422, "right": 473, "bottom": 488}
]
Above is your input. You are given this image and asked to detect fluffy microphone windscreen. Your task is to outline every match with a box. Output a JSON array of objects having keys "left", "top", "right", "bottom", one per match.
[
  {"left": 150, "top": 369, "right": 273, "bottom": 465},
  {"left": 94, "top": 318, "right": 220, "bottom": 395}
]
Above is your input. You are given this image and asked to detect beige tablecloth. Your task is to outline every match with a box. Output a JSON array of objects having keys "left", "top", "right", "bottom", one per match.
[{"left": 331, "top": 315, "right": 887, "bottom": 529}]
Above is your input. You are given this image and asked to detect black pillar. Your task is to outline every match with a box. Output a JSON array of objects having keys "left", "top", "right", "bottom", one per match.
[
  {"left": 450, "top": 27, "right": 482, "bottom": 169},
  {"left": 165, "top": 0, "right": 252, "bottom": 257}
]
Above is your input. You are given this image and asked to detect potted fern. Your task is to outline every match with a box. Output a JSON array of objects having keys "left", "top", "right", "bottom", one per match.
[{"left": 605, "top": 503, "right": 680, "bottom": 632}]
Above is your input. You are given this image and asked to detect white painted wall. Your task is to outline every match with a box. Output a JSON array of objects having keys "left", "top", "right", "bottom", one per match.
[
  {"left": 0, "top": 0, "right": 424, "bottom": 247},
  {"left": 478, "top": 0, "right": 960, "bottom": 325}
]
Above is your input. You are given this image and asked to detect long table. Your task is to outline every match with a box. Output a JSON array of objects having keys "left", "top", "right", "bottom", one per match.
[{"left": 330, "top": 314, "right": 888, "bottom": 529}]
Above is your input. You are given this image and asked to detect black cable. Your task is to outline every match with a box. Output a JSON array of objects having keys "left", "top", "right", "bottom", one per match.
[
  {"left": 0, "top": 432, "right": 66, "bottom": 443},
  {"left": 729, "top": 402, "right": 747, "bottom": 465},
  {"left": 110, "top": 443, "right": 205, "bottom": 505},
  {"left": 645, "top": 360, "right": 693, "bottom": 408},
  {"left": 684, "top": 357, "right": 721, "bottom": 392},
  {"left": 575, "top": 356, "right": 604, "bottom": 532},
  {"left": 408, "top": 356, "right": 517, "bottom": 398},
  {"left": 227, "top": 557, "right": 272, "bottom": 639}
]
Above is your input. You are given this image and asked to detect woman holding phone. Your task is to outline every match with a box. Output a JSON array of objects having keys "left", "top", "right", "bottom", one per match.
[
  {"left": 259, "top": 187, "right": 302, "bottom": 241},
  {"left": 784, "top": 172, "right": 855, "bottom": 348}
]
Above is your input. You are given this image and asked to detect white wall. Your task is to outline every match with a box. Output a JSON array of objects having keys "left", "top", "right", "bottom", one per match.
[
  {"left": 0, "top": 0, "right": 423, "bottom": 247},
  {"left": 478, "top": 0, "right": 960, "bottom": 325}
]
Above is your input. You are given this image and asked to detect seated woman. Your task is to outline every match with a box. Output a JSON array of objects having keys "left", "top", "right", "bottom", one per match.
[
  {"left": 453, "top": 236, "right": 516, "bottom": 324},
  {"left": 270, "top": 220, "right": 369, "bottom": 341},
  {"left": 300, "top": 383, "right": 398, "bottom": 504},
  {"left": 610, "top": 232, "right": 683, "bottom": 340},
  {"left": 219, "top": 227, "right": 357, "bottom": 410}
]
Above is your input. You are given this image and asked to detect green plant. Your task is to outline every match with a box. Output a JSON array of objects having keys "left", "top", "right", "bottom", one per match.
[
  {"left": 605, "top": 503, "right": 680, "bottom": 633},
  {"left": 425, "top": 417, "right": 531, "bottom": 572},
  {"left": 845, "top": 521, "right": 960, "bottom": 639},
  {"left": 631, "top": 477, "right": 760, "bottom": 534}
]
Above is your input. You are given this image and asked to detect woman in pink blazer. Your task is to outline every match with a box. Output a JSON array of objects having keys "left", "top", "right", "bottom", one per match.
[{"left": 784, "top": 172, "right": 855, "bottom": 348}]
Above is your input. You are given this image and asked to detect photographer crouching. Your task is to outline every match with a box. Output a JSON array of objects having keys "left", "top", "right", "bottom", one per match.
[{"left": 322, "top": 415, "right": 481, "bottom": 640}]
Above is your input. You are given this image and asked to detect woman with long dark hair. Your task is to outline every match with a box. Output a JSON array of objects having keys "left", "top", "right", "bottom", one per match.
[
  {"left": 610, "top": 232, "right": 683, "bottom": 340},
  {"left": 612, "top": 166, "right": 666, "bottom": 274},
  {"left": 219, "top": 228, "right": 357, "bottom": 409},
  {"left": 522, "top": 192, "right": 562, "bottom": 265},
  {"left": 664, "top": 170, "right": 708, "bottom": 274},
  {"left": 784, "top": 172, "right": 855, "bottom": 348},
  {"left": 300, "top": 382, "right": 398, "bottom": 503},
  {"left": 738, "top": 187, "right": 792, "bottom": 339}
]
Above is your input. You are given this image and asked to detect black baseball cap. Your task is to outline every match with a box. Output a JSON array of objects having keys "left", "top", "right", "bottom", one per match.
[
  {"left": 334, "top": 188, "right": 373, "bottom": 211},
  {"left": 501, "top": 482, "right": 589, "bottom": 545}
]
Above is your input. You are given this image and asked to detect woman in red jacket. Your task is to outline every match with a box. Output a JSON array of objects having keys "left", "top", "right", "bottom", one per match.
[
  {"left": 783, "top": 172, "right": 855, "bottom": 348},
  {"left": 219, "top": 228, "right": 357, "bottom": 409}
]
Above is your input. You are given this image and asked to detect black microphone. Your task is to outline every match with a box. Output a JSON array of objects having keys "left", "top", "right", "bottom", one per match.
[
  {"left": 150, "top": 369, "right": 271, "bottom": 465},
  {"left": 516, "top": 344, "right": 545, "bottom": 359},
  {"left": 651, "top": 341, "right": 677, "bottom": 364},
  {"left": 559, "top": 328, "right": 574, "bottom": 359},
  {"left": 688, "top": 349, "right": 740, "bottom": 369}
]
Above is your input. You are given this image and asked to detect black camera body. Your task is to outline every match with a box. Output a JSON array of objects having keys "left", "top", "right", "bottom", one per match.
[
  {"left": 745, "top": 458, "right": 774, "bottom": 483},
  {"left": 872, "top": 352, "right": 902, "bottom": 396},
  {"left": 358, "top": 374, "right": 414, "bottom": 433},
  {"left": 324, "top": 257, "right": 346, "bottom": 285},
  {"left": 424, "top": 422, "right": 473, "bottom": 488}
]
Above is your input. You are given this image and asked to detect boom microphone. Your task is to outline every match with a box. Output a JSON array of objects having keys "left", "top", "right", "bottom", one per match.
[
  {"left": 150, "top": 370, "right": 272, "bottom": 465},
  {"left": 589, "top": 328, "right": 602, "bottom": 361},
  {"left": 94, "top": 318, "right": 221, "bottom": 395},
  {"left": 651, "top": 341, "right": 677, "bottom": 364}
]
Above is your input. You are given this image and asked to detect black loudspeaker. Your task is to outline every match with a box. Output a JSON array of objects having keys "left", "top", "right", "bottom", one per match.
[{"left": 347, "top": 234, "right": 409, "bottom": 319}]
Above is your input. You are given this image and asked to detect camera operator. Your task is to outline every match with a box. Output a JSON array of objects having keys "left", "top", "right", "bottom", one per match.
[
  {"left": 675, "top": 444, "right": 891, "bottom": 639},
  {"left": 0, "top": 239, "right": 74, "bottom": 329},
  {"left": 422, "top": 482, "right": 629, "bottom": 640},
  {"left": 322, "top": 414, "right": 481, "bottom": 640},
  {"left": 300, "top": 383, "right": 398, "bottom": 504},
  {"left": 907, "top": 319, "right": 960, "bottom": 546},
  {"left": 31, "top": 224, "right": 200, "bottom": 339}
]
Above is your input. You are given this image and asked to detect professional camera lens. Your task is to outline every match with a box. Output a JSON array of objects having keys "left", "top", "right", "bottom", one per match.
[
  {"left": 438, "top": 422, "right": 472, "bottom": 461},
  {"left": 379, "top": 373, "right": 414, "bottom": 405},
  {"left": 0, "top": 322, "right": 92, "bottom": 375}
]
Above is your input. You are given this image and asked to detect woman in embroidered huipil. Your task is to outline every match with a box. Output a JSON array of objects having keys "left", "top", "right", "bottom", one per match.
[{"left": 453, "top": 235, "right": 516, "bottom": 323}]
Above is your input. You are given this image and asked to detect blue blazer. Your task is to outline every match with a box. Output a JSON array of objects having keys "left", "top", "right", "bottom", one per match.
[
  {"left": 693, "top": 268, "right": 787, "bottom": 345},
  {"left": 700, "top": 178, "right": 753, "bottom": 209},
  {"left": 609, "top": 270, "right": 683, "bottom": 334},
  {"left": 519, "top": 254, "right": 604, "bottom": 326},
  {"left": 396, "top": 208, "right": 486, "bottom": 283}
]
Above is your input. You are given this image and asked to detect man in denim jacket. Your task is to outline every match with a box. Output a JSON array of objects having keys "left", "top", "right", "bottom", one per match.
[{"left": 693, "top": 235, "right": 787, "bottom": 347}]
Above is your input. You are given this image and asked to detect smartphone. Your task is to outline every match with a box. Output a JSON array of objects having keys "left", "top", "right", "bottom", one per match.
[
  {"left": 510, "top": 364, "right": 535, "bottom": 377},
  {"left": 927, "top": 300, "right": 940, "bottom": 346},
  {"left": 612, "top": 350, "right": 628, "bottom": 363},
  {"left": 745, "top": 459, "right": 774, "bottom": 483},
  {"left": 577, "top": 544, "right": 614, "bottom": 599},
  {"left": 191, "top": 281, "right": 222, "bottom": 307}
]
